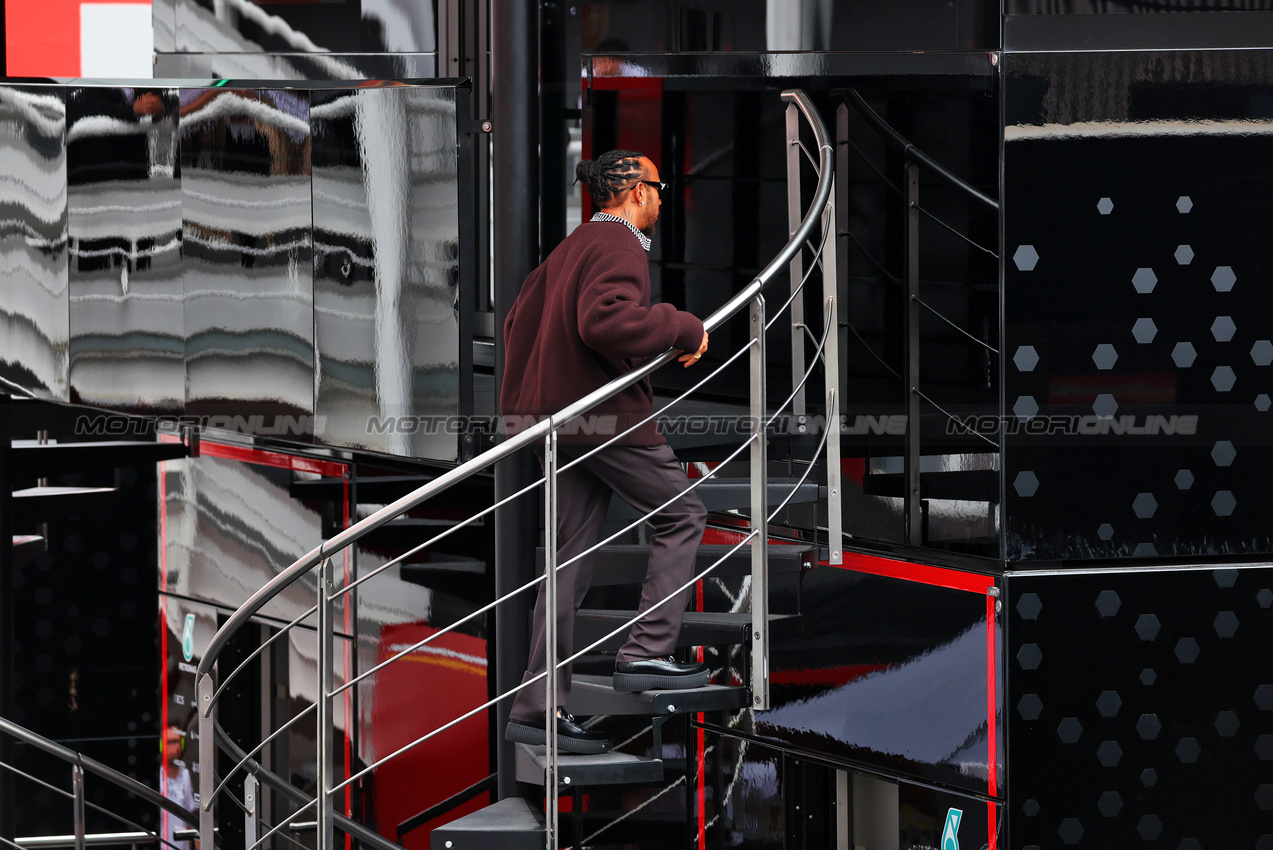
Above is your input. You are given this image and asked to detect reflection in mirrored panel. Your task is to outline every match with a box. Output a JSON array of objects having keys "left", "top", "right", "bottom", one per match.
[
  {"left": 171, "top": 0, "right": 438, "bottom": 56},
  {"left": 0, "top": 86, "right": 69, "bottom": 401},
  {"left": 181, "top": 88, "right": 315, "bottom": 433},
  {"left": 68, "top": 87, "right": 185, "bottom": 414},
  {"left": 313, "top": 86, "right": 460, "bottom": 460},
  {"left": 154, "top": 51, "right": 437, "bottom": 82}
]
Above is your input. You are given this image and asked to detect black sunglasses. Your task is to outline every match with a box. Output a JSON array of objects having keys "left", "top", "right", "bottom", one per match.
[{"left": 632, "top": 179, "right": 667, "bottom": 193}]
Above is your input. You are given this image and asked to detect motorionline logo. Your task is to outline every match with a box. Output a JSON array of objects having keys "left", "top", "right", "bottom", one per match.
[{"left": 76, "top": 414, "right": 327, "bottom": 437}]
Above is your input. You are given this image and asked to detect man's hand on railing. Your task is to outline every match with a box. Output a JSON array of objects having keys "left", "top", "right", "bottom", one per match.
[{"left": 678, "top": 331, "right": 709, "bottom": 367}]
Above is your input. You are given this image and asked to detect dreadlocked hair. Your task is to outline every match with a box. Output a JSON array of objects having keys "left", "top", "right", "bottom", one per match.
[{"left": 574, "top": 149, "right": 645, "bottom": 206}]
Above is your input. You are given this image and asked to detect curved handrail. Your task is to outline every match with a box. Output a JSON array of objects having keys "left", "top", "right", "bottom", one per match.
[
  {"left": 195, "top": 87, "right": 834, "bottom": 689},
  {"left": 841, "top": 88, "right": 997, "bottom": 212},
  {"left": 0, "top": 717, "right": 198, "bottom": 828}
]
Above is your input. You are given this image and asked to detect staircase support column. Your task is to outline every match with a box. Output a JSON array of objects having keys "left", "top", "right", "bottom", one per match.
[
  {"left": 492, "top": 0, "right": 540, "bottom": 802},
  {"left": 316, "top": 558, "right": 335, "bottom": 850},
  {"left": 904, "top": 161, "right": 923, "bottom": 544}
]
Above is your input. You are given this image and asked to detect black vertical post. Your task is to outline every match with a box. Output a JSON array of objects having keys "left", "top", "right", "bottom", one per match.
[
  {"left": 903, "top": 162, "right": 922, "bottom": 545},
  {"left": 540, "top": 0, "right": 566, "bottom": 255},
  {"left": 0, "top": 394, "right": 13, "bottom": 841},
  {"left": 491, "top": 0, "right": 539, "bottom": 802}
]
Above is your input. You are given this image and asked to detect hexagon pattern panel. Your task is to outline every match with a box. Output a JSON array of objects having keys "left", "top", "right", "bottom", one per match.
[
  {"left": 1003, "top": 50, "right": 1273, "bottom": 561},
  {"left": 1008, "top": 567, "right": 1273, "bottom": 848}
]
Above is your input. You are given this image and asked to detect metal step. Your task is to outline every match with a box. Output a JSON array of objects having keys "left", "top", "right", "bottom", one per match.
[
  {"left": 606, "top": 478, "right": 820, "bottom": 521},
  {"left": 13, "top": 486, "right": 116, "bottom": 525},
  {"left": 860, "top": 469, "right": 999, "bottom": 502},
  {"left": 565, "top": 673, "right": 748, "bottom": 717},
  {"left": 514, "top": 743, "right": 663, "bottom": 788},
  {"left": 291, "top": 474, "right": 490, "bottom": 505},
  {"left": 352, "top": 517, "right": 491, "bottom": 553},
  {"left": 429, "top": 797, "right": 543, "bottom": 850},
  {"left": 12, "top": 440, "right": 188, "bottom": 478},
  {"left": 574, "top": 610, "right": 793, "bottom": 650},
  {"left": 536, "top": 542, "right": 813, "bottom": 587}
]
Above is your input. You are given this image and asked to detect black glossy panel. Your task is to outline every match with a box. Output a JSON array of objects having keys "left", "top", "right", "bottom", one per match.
[
  {"left": 0, "top": 86, "right": 69, "bottom": 401},
  {"left": 68, "top": 87, "right": 184, "bottom": 414},
  {"left": 181, "top": 88, "right": 314, "bottom": 432},
  {"left": 171, "top": 0, "right": 438, "bottom": 54},
  {"left": 1004, "top": 50, "right": 1273, "bottom": 560},
  {"left": 1007, "top": 567, "right": 1273, "bottom": 848},
  {"left": 312, "top": 85, "right": 461, "bottom": 461},
  {"left": 900, "top": 782, "right": 996, "bottom": 850},
  {"left": 749, "top": 565, "right": 999, "bottom": 795},
  {"left": 587, "top": 52, "right": 995, "bottom": 84},
  {"left": 700, "top": 732, "right": 786, "bottom": 849}
]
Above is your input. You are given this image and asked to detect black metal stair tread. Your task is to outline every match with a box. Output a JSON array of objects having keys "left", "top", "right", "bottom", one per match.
[
  {"left": 536, "top": 542, "right": 813, "bottom": 586},
  {"left": 13, "top": 485, "right": 117, "bottom": 498},
  {"left": 565, "top": 674, "right": 748, "bottom": 717},
  {"left": 860, "top": 469, "right": 999, "bottom": 501},
  {"left": 514, "top": 743, "right": 663, "bottom": 787},
  {"left": 607, "top": 478, "right": 820, "bottom": 520},
  {"left": 292, "top": 474, "right": 490, "bottom": 504},
  {"left": 12, "top": 440, "right": 187, "bottom": 477},
  {"left": 574, "top": 610, "right": 793, "bottom": 649},
  {"left": 429, "top": 797, "right": 543, "bottom": 850}
]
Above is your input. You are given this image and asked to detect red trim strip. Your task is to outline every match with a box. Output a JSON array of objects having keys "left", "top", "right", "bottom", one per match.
[
  {"left": 195, "top": 439, "right": 348, "bottom": 478},
  {"left": 986, "top": 594, "right": 998, "bottom": 798},
  {"left": 987, "top": 799, "right": 997, "bottom": 850},
  {"left": 825, "top": 551, "right": 995, "bottom": 595}
]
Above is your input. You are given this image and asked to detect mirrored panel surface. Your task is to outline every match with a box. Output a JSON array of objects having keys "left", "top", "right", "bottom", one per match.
[
  {"left": 0, "top": 86, "right": 69, "bottom": 401},
  {"left": 313, "top": 85, "right": 460, "bottom": 460},
  {"left": 181, "top": 88, "right": 315, "bottom": 435},
  {"left": 68, "top": 87, "right": 185, "bottom": 414},
  {"left": 172, "top": 0, "right": 438, "bottom": 55}
]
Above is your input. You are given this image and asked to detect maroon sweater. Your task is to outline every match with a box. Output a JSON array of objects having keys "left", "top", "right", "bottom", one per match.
[{"left": 501, "top": 220, "right": 705, "bottom": 446}]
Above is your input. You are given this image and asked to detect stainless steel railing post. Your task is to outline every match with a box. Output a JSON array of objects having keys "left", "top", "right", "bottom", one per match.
[
  {"left": 197, "top": 674, "right": 215, "bottom": 846},
  {"left": 786, "top": 102, "right": 807, "bottom": 419},
  {"left": 244, "top": 773, "right": 259, "bottom": 849},
  {"left": 821, "top": 181, "right": 844, "bottom": 564},
  {"left": 317, "top": 558, "right": 335, "bottom": 850},
  {"left": 543, "top": 426, "right": 559, "bottom": 848},
  {"left": 71, "top": 761, "right": 85, "bottom": 850},
  {"left": 749, "top": 295, "right": 770, "bottom": 710}
]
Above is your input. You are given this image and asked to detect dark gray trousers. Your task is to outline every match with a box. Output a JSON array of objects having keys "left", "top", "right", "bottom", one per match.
[{"left": 508, "top": 442, "right": 707, "bottom": 721}]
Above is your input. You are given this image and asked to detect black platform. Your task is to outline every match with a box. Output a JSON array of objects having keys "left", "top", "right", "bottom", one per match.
[
  {"left": 429, "top": 797, "right": 543, "bottom": 850},
  {"left": 514, "top": 743, "right": 663, "bottom": 788}
]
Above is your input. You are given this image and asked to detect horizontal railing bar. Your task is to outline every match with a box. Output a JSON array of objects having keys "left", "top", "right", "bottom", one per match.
[
  {"left": 0, "top": 718, "right": 196, "bottom": 829},
  {"left": 840, "top": 135, "right": 904, "bottom": 198},
  {"left": 329, "top": 530, "right": 759, "bottom": 797},
  {"left": 767, "top": 302, "right": 834, "bottom": 428},
  {"left": 248, "top": 798, "right": 317, "bottom": 850},
  {"left": 209, "top": 602, "right": 318, "bottom": 711},
  {"left": 841, "top": 229, "right": 902, "bottom": 286},
  {"left": 913, "top": 295, "right": 999, "bottom": 354},
  {"left": 842, "top": 89, "right": 998, "bottom": 211},
  {"left": 331, "top": 427, "right": 758, "bottom": 700},
  {"left": 209, "top": 701, "right": 317, "bottom": 807},
  {"left": 0, "top": 759, "right": 73, "bottom": 801},
  {"left": 912, "top": 387, "right": 1000, "bottom": 450},
  {"left": 210, "top": 723, "right": 404, "bottom": 850},
  {"left": 767, "top": 405, "right": 835, "bottom": 520},
  {"left": 766, "top": 217, "right": 831, "bottom": 331},
  {"left": 844, "top": 320, "right": 904, "bottom": 381},
  {"left": 915, "top": 203, "right": 998, "bottom": 258},
  {"left": 16, "top": 833, "right": 156, "bottom": 848}
]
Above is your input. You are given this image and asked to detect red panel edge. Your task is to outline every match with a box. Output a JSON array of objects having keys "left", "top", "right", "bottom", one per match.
[
  {"left": 823, "top": 550, "right": 995, "bottom": 595},
  {"left": 195, "top": 439, "right": 349, "bottom": 478},
  {"left": 986, "top": 593, "right": 998, "bottom": 798}
]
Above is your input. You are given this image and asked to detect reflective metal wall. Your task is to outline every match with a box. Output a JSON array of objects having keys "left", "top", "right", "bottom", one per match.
[
  {"left": 181, "top": 88, "right": 315, "bottom": 429},
  {"left": 0, "top": 87, "right": 69, "bottom": 401},
  {"left": 312, "top": 85, "right": 460, "bottom": 459},
  {"left": 0, "top": 79, "right": 465, "bottom": 462},
  {"left": 153, "top": 0, "right": 437, "bottom": 80},
  {"left": 68, "top": 87, "right": 184, "bottom": 414}
]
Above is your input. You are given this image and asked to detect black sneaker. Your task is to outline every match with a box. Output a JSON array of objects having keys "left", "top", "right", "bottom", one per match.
[
  {"left": 613, "top": 656, "right": 710, "bottom": 692},
  {"left": 505, "top": 711, "right": 609, "bottom": 754}
]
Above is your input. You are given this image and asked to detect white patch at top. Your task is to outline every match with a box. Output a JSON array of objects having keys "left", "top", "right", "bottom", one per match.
[{"left": 80, "top": 4, "right": 154, "bottom": 79}]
